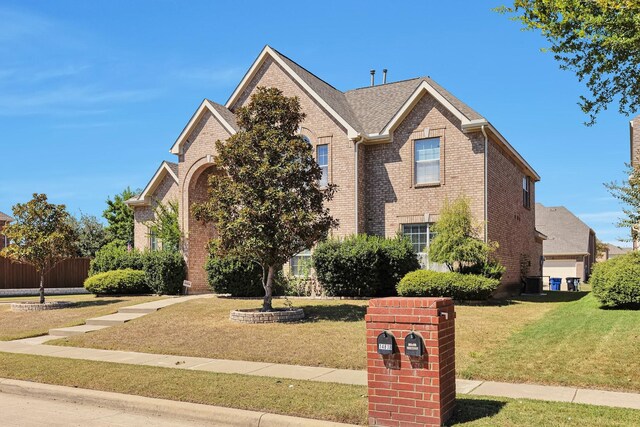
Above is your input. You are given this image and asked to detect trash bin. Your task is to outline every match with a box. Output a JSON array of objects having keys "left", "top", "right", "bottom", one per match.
[
  {"left": 549, "top": 277, "right": 561, "bottom": 291},
  {"left": 566, "top": 277, "right": 580, "bottom": 292},
  {"left": 525, "top": 276, "right": 542, "bottom": 293}
]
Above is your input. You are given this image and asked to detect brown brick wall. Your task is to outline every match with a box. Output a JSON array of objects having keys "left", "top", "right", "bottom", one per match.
[
  {"left": 631, "top": 116, "right": 640, "bottom": 167},
  {"left": 132, "top": 172, "right": 179, "bottom": 250},
  {"left": 230, "top": 57, "right": 360, "bottom": 236},
  {"left": 366, "top": 297, "right": 456, "bottom": 427},
  {"left": 486, "top": 135, "right": 541, "bottom": 293},
  {"left": 364, "top": 92, "right": 485, "bottom": 238}
]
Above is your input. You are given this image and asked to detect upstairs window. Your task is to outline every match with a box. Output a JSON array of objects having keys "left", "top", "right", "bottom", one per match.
[
  {"left": 415, "top": 138, "right": 440, "bottom": 185},
  {"left": 523, "top": 176, "right": 531, "bottom": 209},
  {"left": 317, "top": 144, "right": 329, "bottom": 187}
]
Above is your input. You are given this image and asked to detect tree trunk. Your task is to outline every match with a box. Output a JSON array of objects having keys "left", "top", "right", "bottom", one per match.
[
  {"left": 262, "top": 265, "right": 275, "bottom": 312},
  {"left": 39, "top": 273, "right": 45, "bottom": 304}
]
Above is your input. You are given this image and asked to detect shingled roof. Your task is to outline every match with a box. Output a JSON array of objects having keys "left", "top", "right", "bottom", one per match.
[
  {"left": 0, "top": 211, "right": 13, "bottom": 223},
  {"left": 535, "top": 204, "right": 594, "bottom": 255},
  {"left": 207, "top": 100, "right": 239, "bottom": 131}
]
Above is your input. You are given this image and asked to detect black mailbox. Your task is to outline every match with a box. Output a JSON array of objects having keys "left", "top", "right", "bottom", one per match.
[
  {"left": 377, "top": 331, "right": 395, "bottom": 355},
  {"left": 404, "top": 332, "right": 424, "bottom": 357}
]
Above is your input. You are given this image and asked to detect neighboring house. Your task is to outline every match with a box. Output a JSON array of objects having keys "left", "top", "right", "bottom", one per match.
[
  {"left": 127, "top": 45, "right": 542, "bottom": 294},
  {"left": 0, "top": 211, "right": 13, "bottom": 249},
  {"left": 597, "top": 243, "right": 632, "bottom": 262},
  {"left": 535, "top": 203, "right": 596, "bottom": 289},
  {"left": 629, "top": 115, "right": 640, "bottom": 250}
]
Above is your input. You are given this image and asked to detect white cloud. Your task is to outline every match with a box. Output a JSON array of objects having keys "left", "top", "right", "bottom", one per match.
[{"left": 576, "top": 211, "right": 623, "bottom": 222}]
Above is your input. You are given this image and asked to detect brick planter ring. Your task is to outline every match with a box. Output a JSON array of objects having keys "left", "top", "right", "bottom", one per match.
[
  {"left": 229, "top": 308, "right": 305, "bottom": 324},
  {"left": 11, "top": 301, "right": 74, "bottom": 312}
]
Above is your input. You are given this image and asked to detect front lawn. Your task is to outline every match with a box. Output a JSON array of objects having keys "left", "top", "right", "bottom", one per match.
[
  {"left": 1, "top": 352, "right": 638, "bottom": 426},
  {"left": 462, "top": 293, "right": 640, "bottom": 392},
  {"left": 54, "top": 295, "right": 570, "bottom": 371},
  {"left": 0, "top": 295, "right": 161, "bottom": 341}
]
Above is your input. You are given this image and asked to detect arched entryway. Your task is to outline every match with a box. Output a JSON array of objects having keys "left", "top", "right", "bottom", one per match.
[{"left": 182, "top": 160, "right": 222, "bottom": 293}]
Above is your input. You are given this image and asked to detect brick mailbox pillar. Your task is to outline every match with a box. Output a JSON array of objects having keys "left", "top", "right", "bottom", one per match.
[{"left": 365, "top": 297, "right": 456, "bottom": 427}]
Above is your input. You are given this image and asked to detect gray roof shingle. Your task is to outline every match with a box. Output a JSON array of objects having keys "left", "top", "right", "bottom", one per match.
[
  {"left": 271, "top": 48, "right": 485, "bottom": 135},
  {"left": 535, "top": 204, "right": 594, "bottom": 255},
  {"left": 207, "top": 100, "right": 239, "bottom": 131},
  {"left": 0, "top": 211, "right": 13, "bottom": 223},
  {"left": 165, "top": 161, "right": 179, "bottom": 179}
]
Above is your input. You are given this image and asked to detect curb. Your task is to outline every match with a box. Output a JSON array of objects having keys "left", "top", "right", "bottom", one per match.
[{"left": 0, "top": 378, "right": 358, "bottom": 427}]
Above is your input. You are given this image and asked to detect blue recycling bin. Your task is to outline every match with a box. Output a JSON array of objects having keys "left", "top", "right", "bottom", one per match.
[{"left": 549, "top": 277, "right": 561, "bottom": 291}]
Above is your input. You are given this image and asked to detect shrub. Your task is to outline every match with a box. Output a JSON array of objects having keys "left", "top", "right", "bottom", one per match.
[
  {"left": 143, "top": 250, "right": 186, "bottom": 295},
  {"left": 84, "top": 269, "right": 149, "bottom": 295},
  {"left": 591, "top": 252, "right": 640, "bottom": 308},
  {"left": 312, "top": 235, "right": 420, "bottom": 297},
  {"left": 396, "top": 269, "right": 499, "bottom": 300},
  {"left": 205, "top": 252, "right": 285, "bottom": 297},
  {"left": 90, "top": 244, "right": 186, "bottom": 295},
  {"left": 89, "top": 242, "right": 143, "bottom": 276}
]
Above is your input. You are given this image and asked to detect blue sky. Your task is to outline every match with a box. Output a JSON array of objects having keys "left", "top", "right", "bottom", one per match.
[{"left": 0, "top": 1, "right": 633, "bottom": 245}]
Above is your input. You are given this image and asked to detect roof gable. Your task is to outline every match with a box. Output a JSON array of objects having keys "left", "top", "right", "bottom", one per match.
[
  {"left": 170, "top": 100, "right": 237, "bottom": 155},
  {"left": 225, "top": 46, "right": 360, "bottom": 138},
  {"left": 126, "top": 161, "right": 179, "bottom": 206},
  {"left": 0, "top": 211, "right": 13, "bottom": 223}
]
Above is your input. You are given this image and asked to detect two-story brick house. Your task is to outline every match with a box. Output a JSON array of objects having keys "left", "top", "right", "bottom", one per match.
[
  {"left": 630, "top": 115, "right": 640, "bottom": 250},
  {"left": 126, "top": 46, "right": 543, "bottom": 295}
]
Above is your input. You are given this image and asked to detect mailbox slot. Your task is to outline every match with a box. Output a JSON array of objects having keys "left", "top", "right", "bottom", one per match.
[
  {"left": 377, "top": 331, "right": 395, "bottom": 355},
  {"left": 404, "top": 332, "right": 424, "bottom": 357}
]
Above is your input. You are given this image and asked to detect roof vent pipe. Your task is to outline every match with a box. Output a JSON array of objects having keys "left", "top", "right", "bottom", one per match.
[
  {"left": 382, "top": 69, "right": 387, "bottom": 84},
  {"left": 370, "top": 69, "right": 375, "bottom": 86}
]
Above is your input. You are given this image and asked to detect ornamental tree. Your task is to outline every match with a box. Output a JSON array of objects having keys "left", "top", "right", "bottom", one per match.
[
  {"left": 0, "top": 194, "right": 77, "bottom": 303},
  {"left": 498, "top": 1, "right": 640, "bottom": 124},
  {"left": 428, "top": 196, "right": 500, "bottom": 274},
  {"left": 70, "top": 213, "right": 107, "bottom": 257},
  {"left": 192, "top": 87, "right": 338, "bottom": 311},
  {"left": 144, "top": 200, "right": 180, "bottom": 251}
]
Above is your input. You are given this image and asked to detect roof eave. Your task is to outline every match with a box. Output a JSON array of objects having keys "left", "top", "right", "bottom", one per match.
[{"left": 462, "top": 121, "right": 541, "bottom": 181}]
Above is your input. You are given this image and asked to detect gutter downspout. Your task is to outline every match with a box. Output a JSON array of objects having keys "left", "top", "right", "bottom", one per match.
[
  {"left": 354, "top": 136, "right": 365, "bottom": 234},
  {"left": 481, "top": 125, "right": 488, "bottom": 243}
]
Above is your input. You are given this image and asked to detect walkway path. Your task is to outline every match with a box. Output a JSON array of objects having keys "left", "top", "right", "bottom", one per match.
[
  {"left": 0, "top": 295, "right": 639, "bottom": 412},
  {"left": 1, "top": 340, "right": 639, "bottom": 411}
]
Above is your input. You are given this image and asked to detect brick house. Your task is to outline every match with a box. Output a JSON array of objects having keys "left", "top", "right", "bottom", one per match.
[
  {"left": 126, "top": 46, "right": 542, "bottom": 294},
  {"left": 535, "top": 203, "right": 596, "bottom": 289},
  {"left": 0, "top": 211, "right": 13, "bottom": 249}
]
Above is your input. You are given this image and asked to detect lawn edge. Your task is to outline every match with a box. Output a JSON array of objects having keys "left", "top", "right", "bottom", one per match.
[{"left": 0, "top": 377, "right": 358, "bottom": 427}]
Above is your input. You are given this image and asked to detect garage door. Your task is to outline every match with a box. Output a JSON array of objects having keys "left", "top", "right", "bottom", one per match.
[{"left": 543, "top": 259, "right": 577, "bottom": 291}]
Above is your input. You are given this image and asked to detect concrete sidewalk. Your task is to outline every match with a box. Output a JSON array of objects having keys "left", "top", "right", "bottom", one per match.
[{"left": 1, "top": 340, "right": 639, "bottom": 411}]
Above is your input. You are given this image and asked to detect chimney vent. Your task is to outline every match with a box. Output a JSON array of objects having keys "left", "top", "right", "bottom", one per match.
[
  {"left": 370, "top": 69, "right": 375, "bottom": 86},
  {"left": 382, "top": 69, "right": 388, "bottom": 84}
]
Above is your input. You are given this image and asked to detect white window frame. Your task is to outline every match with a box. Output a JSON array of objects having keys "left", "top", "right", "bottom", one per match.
[
  {"left": 402, "top": 223, "right": 436, "bottom": 269},
  {"left": 290, "top": 249, "right": 312, "bottom": 277},
  {"left": 414, "top": 137, "right": 440, "bottom": 185},
  {"left": 149, "top": 231, "right": 158, "bottom": 252},
  {"left": 316, "top": 143, "right": 329, "bottom": 187}
]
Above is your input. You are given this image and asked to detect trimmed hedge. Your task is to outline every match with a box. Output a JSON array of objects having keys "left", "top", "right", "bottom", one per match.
[
  {"left": 84, "top": 269, "right": 149, "bottom": 295},
  {"left": 90, "top": 244, "right": 186, "bottom": 295},
  {"left": 591, "top": 252, "right": 640, "bottom": 308},
  {"left": 396, "top": 269, "right": 499, "bottom": 300},
  {"left": 205, "top": 254, "right": 285, "bottom": 297},
  {"left": 312, "top": 235, "right": 420, "bottom": 297}
]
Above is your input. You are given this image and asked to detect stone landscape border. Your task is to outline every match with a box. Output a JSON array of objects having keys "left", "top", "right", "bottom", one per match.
[
  {"left": 230, "top": 308, "right": 305, "bottom": 323},
  {"left": 10, "top": 301, "right": 74, "bottom": 312}
]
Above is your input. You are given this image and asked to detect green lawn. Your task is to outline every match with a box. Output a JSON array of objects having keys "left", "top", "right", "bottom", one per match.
[
  {"left": 52, "top": 295, "right": 564, "bottom": 371},
  {"left": 45, "top": 292, "right": 640, "bottom": 392},
  {"left": 1, "top": 352, "right": 638, "bottom": 426},
  {"left": 462, "top": 293, "right": 640, "bottom": 392},
  {"left": 0, "top": 295, "right": 161, "bottom": 341}
]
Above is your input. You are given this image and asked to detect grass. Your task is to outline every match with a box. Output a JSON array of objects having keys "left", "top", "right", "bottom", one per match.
[
  {"left": 462, "top": 293, "right": 640, "bottom": 392},
  {"left": 0, "top": 294, "right": 161, "bottom": 341},
  {"left": 54, "top": 295, "right": 571, "bottom": 372},
  {"left": 1, "top": 352, "right": 638, "bottom": 426}
]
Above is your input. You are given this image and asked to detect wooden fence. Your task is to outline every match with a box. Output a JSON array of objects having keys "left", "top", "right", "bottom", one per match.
[{"left": 0, "top": 257, "right": 90, "bottom": 289}]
